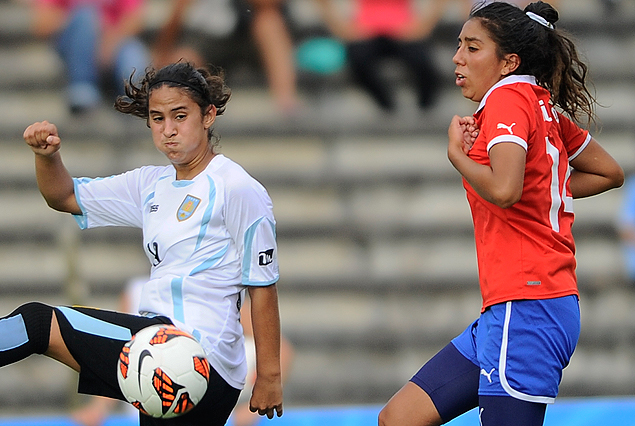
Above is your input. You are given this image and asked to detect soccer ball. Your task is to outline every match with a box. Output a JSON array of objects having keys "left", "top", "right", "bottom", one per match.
[{"left": 117, "top": 324, "right": 210, "bottom": 418}]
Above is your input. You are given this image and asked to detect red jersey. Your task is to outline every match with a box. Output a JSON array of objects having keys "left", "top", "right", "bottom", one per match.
[{"left": 466, "top": 75, "right": 590, "bottom": 311}]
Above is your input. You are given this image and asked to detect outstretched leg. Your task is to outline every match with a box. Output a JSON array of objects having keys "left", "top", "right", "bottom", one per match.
[{"left": 0, "top": 302, "right": 78, "bottom": 371}]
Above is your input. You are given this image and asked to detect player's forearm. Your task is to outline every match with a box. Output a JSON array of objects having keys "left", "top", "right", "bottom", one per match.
[
  {"left": 449, "top": 147, "right": 520, "bottom": 208},
  {"left": 568, "top": 138, "right": 624, "bottom": 198},
  {"left": 248, "top": 284, "right": 282, "bottom": 379},
  {"left": 569, "top": 169, "right": 623, "bottom": 199},
  {"left": 35, "top": 152, "right": 81, "bottom": 214}
]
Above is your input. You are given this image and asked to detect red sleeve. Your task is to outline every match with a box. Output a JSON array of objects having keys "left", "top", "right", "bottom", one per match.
[
  {"left": 479, "top": 86, "right": 534, "bottom": 152},
  {"left": 556, "top": 112, "right": 590, "bottom": 160}
]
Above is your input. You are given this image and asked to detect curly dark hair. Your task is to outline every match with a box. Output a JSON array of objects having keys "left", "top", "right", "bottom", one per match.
[
  {"left": 114, "top": 61, "right": 232, "bottom": 144},
  {"left": 470, "top": 1, "right": 596, "bottom": 126}
]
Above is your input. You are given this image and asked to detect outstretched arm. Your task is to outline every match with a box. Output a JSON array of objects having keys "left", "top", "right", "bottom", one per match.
[
  {"left": 569, "top": 138, "right": 624, "bottom": 199},
  {"left": 23, "top": 121, "right": 81, "bottom": 214},
  {"left": 247, "top": 284, "right": 283, "bottom": 420}
]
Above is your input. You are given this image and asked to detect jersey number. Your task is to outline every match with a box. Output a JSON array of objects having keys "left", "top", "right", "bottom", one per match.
[
  {"left": 147, "top": 241, "right": 162, "bottom": 266},
  {"left": 546, "top": 137, "right": 573, "bottom": 232}
]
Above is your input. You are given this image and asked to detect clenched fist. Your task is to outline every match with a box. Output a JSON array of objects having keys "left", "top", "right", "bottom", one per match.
[{"left": 23, "top": 121, "right": 62, "bottom": 156}]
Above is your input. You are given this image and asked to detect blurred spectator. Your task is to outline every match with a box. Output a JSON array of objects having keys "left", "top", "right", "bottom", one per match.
[
  {"left": 316, "top": 0, "right": 452, "bottom": 112},
  {"left": 153, "top": 0, "right": 300, "bottom": 114},
  {"left": 30, "top": 0, "right": 150, "bottom": 115}
]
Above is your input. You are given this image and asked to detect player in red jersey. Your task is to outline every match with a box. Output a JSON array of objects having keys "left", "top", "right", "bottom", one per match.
[{"left": 379, "top": 2, "right": 624, "bottom": 426}]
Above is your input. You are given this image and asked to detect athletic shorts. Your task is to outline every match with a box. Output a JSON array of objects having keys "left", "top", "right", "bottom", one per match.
[
  {"left": 54, "top": 306, "right": 240, "bottom": 426},
  {"left": 411, "top": 296, "right": 580, "bottom": 420}
]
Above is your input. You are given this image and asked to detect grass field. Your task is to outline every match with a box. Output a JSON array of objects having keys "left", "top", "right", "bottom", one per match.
[{"left": 0, "top": 397, "right": 634, "bottom": 426}]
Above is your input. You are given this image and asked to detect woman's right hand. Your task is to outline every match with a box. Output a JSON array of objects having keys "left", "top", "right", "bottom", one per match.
[
  {"left": 23, "top": 121, "right": 81, "bottom": 214},
  {"left": 23, "top": 121, "right": 62, "bottom": 156},
  {"left": 448, "top": 115, "right": 478, "bottom": 157}
]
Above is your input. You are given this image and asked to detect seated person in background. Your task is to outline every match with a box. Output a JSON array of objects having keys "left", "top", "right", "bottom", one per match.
[
  {"left": 316, "top": 0, "right": 453, "bottom": 112},
  {"left": 153, "top": 0, "right": 300, "bottom": 114},
  {"left": 30, "top": 0, "right": 150, "bottom": 115}
]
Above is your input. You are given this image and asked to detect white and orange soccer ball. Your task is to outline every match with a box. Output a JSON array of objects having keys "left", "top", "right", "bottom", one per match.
[{"left": 117, "top": 324, "right": 210, "bottom": 418}]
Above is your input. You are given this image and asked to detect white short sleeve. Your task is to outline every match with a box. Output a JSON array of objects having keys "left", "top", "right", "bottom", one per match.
[{"left": 73, "top": 166, "right": 165, "bottom": 229}]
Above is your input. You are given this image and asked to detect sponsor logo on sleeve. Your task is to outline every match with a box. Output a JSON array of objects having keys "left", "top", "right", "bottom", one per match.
[{"left": 258, "top": 249, "right": 275, "bottom": 266}]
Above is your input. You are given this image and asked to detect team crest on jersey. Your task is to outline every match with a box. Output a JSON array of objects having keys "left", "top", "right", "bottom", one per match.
[{"left": 177, "top": 195, "right": 201, "bottom": 221}]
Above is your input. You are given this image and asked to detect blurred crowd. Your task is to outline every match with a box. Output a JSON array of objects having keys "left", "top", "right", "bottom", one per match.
[
  {"left": 22, "top": 0, "right": 575, "bottom": 118},
  {"left": 19, "top": 0, "right": 631, "bottom": 118}
]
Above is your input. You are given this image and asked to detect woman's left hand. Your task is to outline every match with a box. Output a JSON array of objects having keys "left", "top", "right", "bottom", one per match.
[
  {"left": 247, "top": 284, "right": 284, "bottom": 419},
  {"left": 249, "top": 375, "right": 283, "bottom": 419}
]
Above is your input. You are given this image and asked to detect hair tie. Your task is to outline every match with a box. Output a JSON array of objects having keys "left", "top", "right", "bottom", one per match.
[
  {"left": 526, "top": 11, "right": 554, "bottom": 30},
  {"left": 149, "top": 78, "right": 206, "bottom": 96}
]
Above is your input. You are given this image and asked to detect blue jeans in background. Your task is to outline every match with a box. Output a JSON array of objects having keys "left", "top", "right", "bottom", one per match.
[{"left": 55, "top": 5, "right": 149, "bottom": 113}]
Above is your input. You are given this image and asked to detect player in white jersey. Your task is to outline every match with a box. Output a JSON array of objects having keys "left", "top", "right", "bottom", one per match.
[{"left": 20, "top": 61, "right": 283, "bottom": 426}]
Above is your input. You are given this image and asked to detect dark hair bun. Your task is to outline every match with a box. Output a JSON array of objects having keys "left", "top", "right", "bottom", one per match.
[{"left": 525, "top": 1, "right": 559, "bottom": 26}]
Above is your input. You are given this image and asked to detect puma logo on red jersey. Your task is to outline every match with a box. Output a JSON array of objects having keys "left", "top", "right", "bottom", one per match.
[{"left": 496, "top": 122, "right": 516, "bottom": 135}]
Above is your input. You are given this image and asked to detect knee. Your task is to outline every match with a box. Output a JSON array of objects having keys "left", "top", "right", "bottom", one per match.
[
  {"left": 12, "top": 302, "right": 53, "bottom": 324},
  {"left": 8, "top": 302, "right": 54, "bottom": 354},
  {"left": 378, "top": 405, "right": 441, "bottom": 426},
  {"left": 377, "top": 404, "right": 394, "bottom": 426},
  {"left": 377, "top": 384, "right": 443, "bottom": 426}
]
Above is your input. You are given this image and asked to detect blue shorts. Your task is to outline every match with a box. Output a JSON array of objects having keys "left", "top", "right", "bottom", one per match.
[{"left": 452, "top": 296, "right": 580, "bottom": 403}]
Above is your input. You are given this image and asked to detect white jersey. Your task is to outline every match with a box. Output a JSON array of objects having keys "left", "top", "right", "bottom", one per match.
[{"left": 72, "top": 154, "right": 279, "bottom": 389}]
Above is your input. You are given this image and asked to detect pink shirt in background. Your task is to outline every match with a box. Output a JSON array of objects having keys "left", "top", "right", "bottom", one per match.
[
  {"left": 36, "top": 0, "right": 143, "bottom": 28},
  {"left": 356, "top": 0, "right": 414, "bottom": 37}
]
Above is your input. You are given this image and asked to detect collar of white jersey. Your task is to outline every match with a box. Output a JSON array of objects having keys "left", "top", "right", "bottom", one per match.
[
  {"left": 475, "top": 75, "right": 537, "bottom": 113},
  {"left": 170, "top": 154, "right": 226, "bottom": 180}
]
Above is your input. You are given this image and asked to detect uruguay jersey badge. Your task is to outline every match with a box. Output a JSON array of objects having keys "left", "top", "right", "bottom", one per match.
[{"left": 177, "top": 194, "right": 201, "bottom": 221}]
